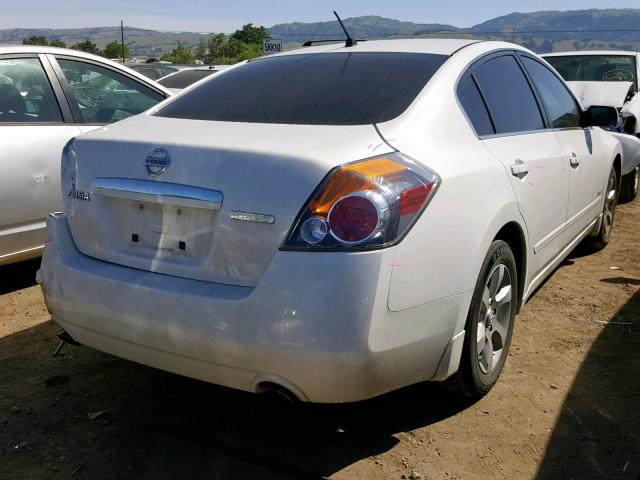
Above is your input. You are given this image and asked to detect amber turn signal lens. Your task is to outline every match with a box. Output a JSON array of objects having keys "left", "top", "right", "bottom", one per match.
[{"left": 310, "top": 157, "right": 406, "bottom": 215}]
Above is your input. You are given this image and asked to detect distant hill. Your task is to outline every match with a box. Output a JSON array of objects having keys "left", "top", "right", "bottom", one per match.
[
  {"left": 268, "top": 9, "right": 640, "bottom": 52},
  {"left": 1, "top": 9, "right": 639, "bottom": 57},
  {"left": 0, "top": 27, "right": 207, "bottom": 58},
  {"left": 267, "top": 15, "right": 459, "bottom": 44},
  {"left": 468, "top": 9, "right": 640, "bottom": 52}
]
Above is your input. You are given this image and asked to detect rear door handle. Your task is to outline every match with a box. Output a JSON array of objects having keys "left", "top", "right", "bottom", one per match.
[
  {"left": 510, "top": 161, "right": 529, "bottom": 177},
  {"left": 569, "top": 153, "right": 581, "bottom": 168}
]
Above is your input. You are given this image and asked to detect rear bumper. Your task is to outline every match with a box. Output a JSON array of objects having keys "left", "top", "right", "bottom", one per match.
[{"left": 39, "top": 213, "right": 471, "bottom": 403}]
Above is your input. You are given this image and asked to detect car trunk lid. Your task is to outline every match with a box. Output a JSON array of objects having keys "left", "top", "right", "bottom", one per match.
[{"left": 65, "top": 115, "right": 392, "bottom": 286}]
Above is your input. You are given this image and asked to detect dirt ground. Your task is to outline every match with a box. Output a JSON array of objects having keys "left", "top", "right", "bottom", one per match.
[{"left": 1, "top": 199, "right": 638, "bottom": 480}]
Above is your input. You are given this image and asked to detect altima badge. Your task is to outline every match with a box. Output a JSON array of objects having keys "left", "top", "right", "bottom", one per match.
[
  {"left": 229, "top": 211, "right": 275, "bottom": 224},
  {"left": 145, "top": 148, "right": 171, "bottom": 176}
]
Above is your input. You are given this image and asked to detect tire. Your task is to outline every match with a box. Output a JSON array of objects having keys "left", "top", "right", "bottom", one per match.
[
  {"left": 619, "top": 165, "right": 639, "bottom": 203},
  {"left": 453, "top": 240, "right": 518, "bottom": 397},
  {"left": 591, "top": 165, "right": 619, "bottom": 250}
]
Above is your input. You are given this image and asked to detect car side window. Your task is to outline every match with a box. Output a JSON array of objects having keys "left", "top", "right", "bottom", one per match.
[
  {"left": 56, "top": 58, "right": 164, "bottom": 124},
  {"left": 0, "top": 58, "right": 62, "bottom": 123},
  {"left": 521, "top": 57, "right": 581, "bottom": 129},
  {"left": 458, "top": 76, "right": 495, "bottom": 136},
  {"left": 473, "top": 55, "right": 545, "bottom": 135}
]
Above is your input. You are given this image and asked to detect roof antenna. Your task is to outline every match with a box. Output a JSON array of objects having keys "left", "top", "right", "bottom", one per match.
[{"left": 333, "top": 11, "right": 357, "bottom": 47}]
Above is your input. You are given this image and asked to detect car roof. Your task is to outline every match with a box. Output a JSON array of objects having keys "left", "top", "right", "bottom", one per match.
[
  {"left": 271, "top": 38, "right": 484, "bottom": 58},
  {"left": 542, "top": 51, "right": 639, "bottom": 57},
  {"left": 0, "top": 45, "right": 173, "bottom": 95},
  {"left": 0, "top": 44, "right": 111, "bottom": 60}
]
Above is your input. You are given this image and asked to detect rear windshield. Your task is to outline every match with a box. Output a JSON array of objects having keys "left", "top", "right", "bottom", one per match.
[
  {"left": 155, "top": 52, "right": 447, "bottom": 125},
  {"left": 158, "top": 69, "right": 217, "bottom": 89},
  {"left": 546, "top": 55, "right": 638, "bottom": 90}
]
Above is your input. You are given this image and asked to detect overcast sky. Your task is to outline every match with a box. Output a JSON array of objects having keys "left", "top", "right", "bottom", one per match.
[{"left": 1, "top": 0, "right": 637, "bottom": 32}]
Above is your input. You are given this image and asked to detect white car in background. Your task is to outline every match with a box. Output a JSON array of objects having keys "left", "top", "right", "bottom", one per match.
[
  {"left": 156, "top": 65, "right": 230, "bottom": 93},
  {"left": 39, "top": 39, "right": 621, "bottom": 403},
  {"left": 124, "top": 62, "right": 180, "bottom": 81},
  {"left": 543, "top": 51, "right": 640, "bottom": 201},
  {"left": 0, "top": 46, "right": 172, "bottom": 266}
]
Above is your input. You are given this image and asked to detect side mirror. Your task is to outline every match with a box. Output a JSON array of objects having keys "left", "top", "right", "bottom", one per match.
[{"left": 582, "top": 105, "right": 619, "bottom": 130}]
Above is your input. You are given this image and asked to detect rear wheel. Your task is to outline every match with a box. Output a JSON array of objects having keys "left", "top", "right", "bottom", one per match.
[
  {"left": 619, "top": 165, "right": 638, "bottom": 203},
  {"left": 591, "top": 166, "right": 619, "bottom": 250},
  {"left": 454, "top": 240, "right": 518, "bottom": 397}
]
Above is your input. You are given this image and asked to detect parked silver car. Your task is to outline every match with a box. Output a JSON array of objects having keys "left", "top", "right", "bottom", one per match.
[{"left": 0, "top": 46, "right": 172, "bottom": 266}]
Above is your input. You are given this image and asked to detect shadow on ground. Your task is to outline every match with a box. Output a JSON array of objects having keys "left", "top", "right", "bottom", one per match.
[
  {"left": 0, "top": 258, "right": 40, "bottom": 295},
  {"left": 0, "top": 317, "right": 476, "bottom": 479},
  {"left": 536, "top": 290, "right": 640, "bottom": 480}
]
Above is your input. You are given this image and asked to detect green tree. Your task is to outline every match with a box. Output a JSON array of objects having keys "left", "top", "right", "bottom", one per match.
[
  {"left": 194, "top": 38, "right": 208, "bottom": 62},
  {"left": 103, "top": 41, "right": 130, "bottom": 59},
  {"left": 160, "top": 44, "right": 194, "bottom": 64},
  {"left": 230, "top": 23, "right": 269, "bottom": 46},
  {"left": 49, "top": 39, "right": 66, "bottom": 48},
  {"left": 225, "top": 38, "right": 261, "bottom": 61},
  {"left": 71, "top": 39, "right": 100, "bottom": 55},
  {"left": 22, "top": 36, "right": 48, "bottom": 46}
]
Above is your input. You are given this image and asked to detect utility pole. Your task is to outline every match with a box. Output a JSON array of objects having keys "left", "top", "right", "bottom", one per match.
[{"left": 121, "top": 20, "right": 125, "bottom": 62}]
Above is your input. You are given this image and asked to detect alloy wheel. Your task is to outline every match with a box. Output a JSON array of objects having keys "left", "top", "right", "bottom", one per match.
[
  {"left": 477, "top": 263, "right": 512, "bottom": 374},
  {"left": 602, "top": 173, "right": 617, "bottom": 239}
]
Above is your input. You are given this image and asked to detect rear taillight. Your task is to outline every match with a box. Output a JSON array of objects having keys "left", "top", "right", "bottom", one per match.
[{"left": 282, "top": 153, "right": 440, "bottom": 251}]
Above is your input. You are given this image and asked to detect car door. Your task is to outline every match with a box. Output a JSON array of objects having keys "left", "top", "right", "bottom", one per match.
[
  {"left": 519, "top": 54, "right": 608, "bottom": 244},
  {"left": 462, "top": 52, "right": 570, "bottom": 278},
  {"left": 0, "top": 54, "right": 80, "bottom": 264},
  {"left": 47, "top": 55, "right": 167, "bottom": 135}
]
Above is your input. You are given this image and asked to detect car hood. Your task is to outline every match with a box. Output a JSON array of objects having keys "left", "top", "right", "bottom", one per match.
[{"left": 566, "top": 81, "right": 632, "bottom": 109}]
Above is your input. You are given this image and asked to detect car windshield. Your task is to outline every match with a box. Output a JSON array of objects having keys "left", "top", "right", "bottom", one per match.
[
  {"left": 545, "top": 55, "right": 638, "bottom": 91},
  {"left": 155, "top": 52, "right": 447, "bottom": 125},
  {"left": 157, "top": 69, "right": 217, "bottom": 89}
]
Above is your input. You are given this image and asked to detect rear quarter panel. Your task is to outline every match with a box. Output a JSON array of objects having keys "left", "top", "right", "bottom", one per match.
[{"left": 376, "top": 53, "right": 526, "bottom": 316}]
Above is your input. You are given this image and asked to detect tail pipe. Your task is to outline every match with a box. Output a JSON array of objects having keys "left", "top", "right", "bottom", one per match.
[
  {"left": 257, "top": 382, "right": 301, "bottom": 407},
  {"left": 57, "top": 329, "right": 81, "bottom": 346},
  {"left": 53, "top": 329, "right": 81, "bottom": 356}
]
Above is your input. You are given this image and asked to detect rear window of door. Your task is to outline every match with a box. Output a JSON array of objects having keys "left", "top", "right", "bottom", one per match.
[
  {"left": 521, "top": 57, "right": 581, "bottom": 129},
  {"left": 56, "top": 58, "right": 164, "bottom": 124},
  {"left": 473, "top": 55, "right": 545, "bottom": 135},
  {"left": 0, "top": 57, "right": 62, "bottom": 123},
  {"left": 458, "top": 76, "right": 494, "bottom": 136}
]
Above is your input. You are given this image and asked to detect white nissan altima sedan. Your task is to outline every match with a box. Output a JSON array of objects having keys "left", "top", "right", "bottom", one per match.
[{"left": 38, "top": 39, "right": 622, "bottom": 403}]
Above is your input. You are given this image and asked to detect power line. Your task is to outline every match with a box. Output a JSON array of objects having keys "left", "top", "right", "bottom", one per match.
[
  {"left": 269, "top": 28, "right": 640, "bottom": 37},
  {"left": 443, "top": 28, "right": 640, "bottom": 34}
]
